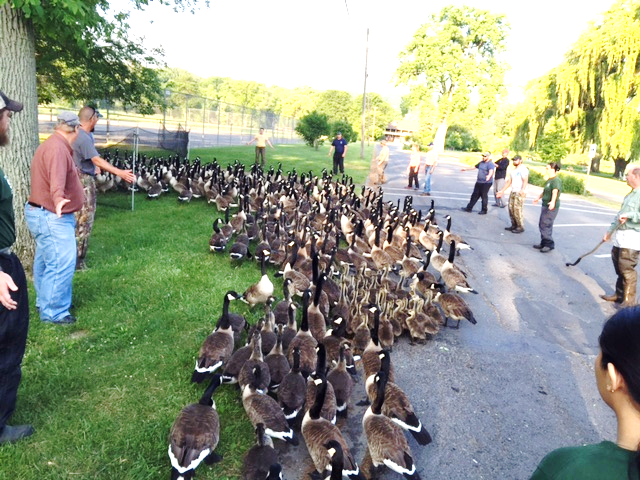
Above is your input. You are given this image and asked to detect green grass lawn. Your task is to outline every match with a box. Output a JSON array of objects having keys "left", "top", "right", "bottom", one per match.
[{"left": 0, "top": 143, "right": 373, "bottom": 480}]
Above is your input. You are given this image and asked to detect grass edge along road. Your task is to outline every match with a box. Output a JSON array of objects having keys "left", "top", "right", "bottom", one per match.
[{"left": 0, "top": 144, "right": 373, "bottom": 480}]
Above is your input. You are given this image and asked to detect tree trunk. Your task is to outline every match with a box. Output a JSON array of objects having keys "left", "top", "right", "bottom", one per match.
[
  {"left": 0, "top": 5, "right": 38, "bottom": 268},
  {"left": 613, "top": 157, "right": 630, "bottom": 179},
  {"left": 433, "top": 118, "right": 448, "bottom": 154},
  {"left": 590, "top": 155, "right": 601, "bottom": 174}
]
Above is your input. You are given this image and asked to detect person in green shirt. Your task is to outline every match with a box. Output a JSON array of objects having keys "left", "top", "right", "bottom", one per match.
[
  {"left": 533, "top": 162, "right": 562, "bottom": 253},
  {"left": 600, "top": 166, "right": 640, "bottom": 307},
  {"left": 530, "top": 306, "right": 640, "bottom": 479}
]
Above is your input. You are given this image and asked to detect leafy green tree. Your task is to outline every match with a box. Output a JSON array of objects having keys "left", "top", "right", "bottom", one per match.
[
  {"left": 0, "top": 0, "right": 205, "bottom": 260},
  {"left": 331, "top": 120, "right": 356, "bottom": 143},
  {"left": 537, "top": 117, "right": 570, "bottom": 163},
  {"left": 395, "top": 5, "right": 509, "bottom": 153},
  {"left": 349, "top": 93, "right": 398, "bottom": 142},
  {"left": 296, "top": 111, "right": 330, "bottom": 149},
  {"left": 445, "top": 125, "right": 482, "bottom": 152},
  {"left": 316, "top": 90, "right": 353, "bottom": 122}
]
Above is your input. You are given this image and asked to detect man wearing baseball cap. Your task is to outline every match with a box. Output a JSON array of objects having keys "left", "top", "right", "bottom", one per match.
[
  {"left": 0, "top": 90, "right": 33, "bottom": 444},
  {"left": 24, "top": 111, "right": 84, "bottom": 325},
  {"left": 460, "top": 152, "right": 496, "bottom": 214}
]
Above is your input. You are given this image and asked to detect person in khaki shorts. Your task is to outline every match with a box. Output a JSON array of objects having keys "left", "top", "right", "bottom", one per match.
[
  {"left": 246, "top": 127, "right": 274, "bottom": 165},
  {"left": 496, "top": 155, "right": 528, "bottom": 233}
]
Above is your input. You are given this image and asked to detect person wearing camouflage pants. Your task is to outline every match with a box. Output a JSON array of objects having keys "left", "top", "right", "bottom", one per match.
[{"left": 496, "top": 155, "right": 529, "bottom": 233}]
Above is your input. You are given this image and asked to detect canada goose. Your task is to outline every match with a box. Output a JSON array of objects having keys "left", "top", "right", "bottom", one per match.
[
  {"left": 238, "top": 330, "right": 271, "bottom": 393},
  {"left": 365, "top": 351, "right": 432, "bottom": 446},
  {"left": 241, "top": 423, "right": 281, "bottom": 480},
  {"left": 320, "top": 316, "right": 348, "bottom": 367},
  {"left": 325, "top": 440, "right": 349, "bottom": 480},
  {"left": 443, "top": 215, "right": 472, "bottom": 253},
  {"left": 308, "top": 275, "right": 327, "bottom": 343},
  {"left": 327, "top": 344, "right": 354, "bottom": 418},
  {"left": 273, "top": 278, "right": 294, "bottom": 325},
  {"left": 242, "top": 365, "right": 299, "bottom": 445},
  {"left": 230, "top": 235, "right": 252, "bottom": 261},
  {"left": 398, "top": 234, "right": 422, "bottom": 288},
  {"left": 219, "top": 207, "right": 236, "bottom": 238},
  {"left": 362, "top": 371, "right": 421, "bottom": 480},
  {"left": 429, "top": 231, "right": 447, "bottom": 273},
  {"left": 286, "top": 290, "right": 318, "bottom": 378},
  {"left": 441, "top": 241, "right": 476, "bottom": 294},
  {"left": 178, "top": 180, "right": 193, "bottom": 203},
  {"left": 265, "top": 326, "right": 290, "bottom": 392},
  {"left": 242, "top": 251, "right": 275, "bottom": 307},
  {"left": 221, "top": 332, "right": 256, "bottom": 384},
  {"left": 361, "top": 305, "right": 395, "bottom": 382},
  {"left": 169, "top": 375, "right": 223, "bottom": 480},
  {"left": 433, "top": 290, "right": 477, "bottom": 329},
  {"left": 278, "top": 347, "right": 306, "bottom": 425},
  {"left": 305, "top": 344, "right": 337, "bottom": 424},
  {"left": 405, "top": 297, "right": 434, "bottom": 345},
  {"left": 281, "top": 302, "right": 298, "bottom": 353},
  {"left": 383, "top": 224, "right": 404, "bottom": 263},
  {"left": 279, "top": 241, "right": 311, "bottom": 295},
  {"left": 301, "top": 377, "right": 364, "bottom": 480},
  {"left": 209, "top": 218, "right": 229, "bottom": 252},
  {"left": 260, "top": 301, "right": 277, "bottom": 355},
  {"left": 367, "top": 226, "right": 395, "bottom": 270},
  {"left": 231, "top": 198, "right": 247, "bottom": 232},
  {"left": 191, "top": 291, "right": 239, "bottom": 383}
]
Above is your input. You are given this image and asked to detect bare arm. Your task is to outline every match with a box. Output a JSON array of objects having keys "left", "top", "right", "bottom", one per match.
[
  {"left": 548, "top": 189, "right": 559, "bottom": 210},
  {"left": 520, "top": 174, "right": 529, "bottom": 196},
  {"left": 496, "top": 176, "right": 512, "bottom": 198},
  {"left": 92, "top": 155, "right": 135, "bottom": 183},
  {"left": 342, "top": 145, "right": 348, "bottom": 157},
  {"left": 267, "top": 138, "right": 275, "bottom": 149},
  {"left": 246, "top": 136, "right": 257, "bottom": 146}
]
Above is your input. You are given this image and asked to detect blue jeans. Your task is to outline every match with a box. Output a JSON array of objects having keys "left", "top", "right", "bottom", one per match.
[
  {"left": 423, "top": 170, "right": 433, "bottom": 193},
  {"left": 25, "top": 204, "right": 76, "bottom": 322}
]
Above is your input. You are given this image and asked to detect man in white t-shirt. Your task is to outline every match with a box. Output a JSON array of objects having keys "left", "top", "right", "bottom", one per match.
[{"left": 496, "top": 155, "right": 529, "bottom": 233}]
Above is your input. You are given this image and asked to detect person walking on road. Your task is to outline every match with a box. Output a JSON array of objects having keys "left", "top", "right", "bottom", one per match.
[
  {"left": 460, "top": 152, "right": 495, "bottom": 215},
  {"left": 421, "top": 142, "right": 438, "bottom": 196},
  {"left": 328, "top": 131, "right": 348, "bottom": 174},
  {"left": 0, "top": 90, "right": 33, "bottom": 445},
  {"left": 73, "top": 106, "right": 135, "bottom": 270},
  {"left": 374, "top": 139, "right": 390, "bottom": 185},
  {"left": 532, "top": 162, "right": 562, "bottom": 253},
  {"left": 246, "top": 127, "right": 274, "bottom": 165},
  {"left": 530, "top": 306, "right": 640, "bottom": 479},
  {"left": 406, "top": 143, "right": 421, "bottom": 190},
  {"left": 493, "top": 148, "right": 510, "bottom": 207},
  {"left": 496, "top": 155, "right": 529, "bottom": 233},
  {"left": 600, "top": 166, "right": 640, "bottom": 307}
]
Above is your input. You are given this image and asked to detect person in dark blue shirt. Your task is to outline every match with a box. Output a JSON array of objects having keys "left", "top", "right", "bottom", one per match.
[{"left": 328, "top": 132, "right": 348, "bottom": 174}]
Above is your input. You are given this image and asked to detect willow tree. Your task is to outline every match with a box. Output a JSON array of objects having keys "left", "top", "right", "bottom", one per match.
[
  {"left": 0, "top": 0, "right": 204, "bottom": 262},
  {"left": 395, "top": 5, "right": 509, "bottom": 152},
  {"left": 556, "top": 0, "right": 640, "bottom": 173}
]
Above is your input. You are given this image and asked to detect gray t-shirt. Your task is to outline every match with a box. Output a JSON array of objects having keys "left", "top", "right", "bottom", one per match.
[
  {"left": 72, "top": 128, "right": 99, "bottom": 175},
  {"left": 475, "top": 160, "right": 495, "bottom": 184}
]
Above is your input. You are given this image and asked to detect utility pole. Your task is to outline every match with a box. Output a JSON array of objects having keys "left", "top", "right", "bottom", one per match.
[
  {"left": 360, "top": 28, "right": 369, "bottom": 159},
  {"left": 371, "top": 106, "right": 377, "bottom": 144}
]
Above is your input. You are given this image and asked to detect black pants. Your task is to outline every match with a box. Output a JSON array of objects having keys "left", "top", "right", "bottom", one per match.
[
  {"left": 333, "top": 153, "right": 344, "bottom": 174},
  {"left": 538, "top": 206, "right": 559, "bottom": 247},
  {"left": 466, "top": 182, "right": 492, "bottom": 212},
  {"left": 408, "top": 167, "right": 419, "bottom": 188},
  {"left": 0, "top": 253, "right": 29, "bottom": 431},
  {"left": 611, "top": 246, "right": 639, "bottom": 298}
]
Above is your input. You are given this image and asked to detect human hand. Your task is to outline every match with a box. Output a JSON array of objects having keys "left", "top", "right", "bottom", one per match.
[
  {"left": 519, "top": 191, "right": 527, "bottom": 197},
  {"left": 95, "top": 166, "right": 101, "bottom": 175},
  {"left": 533, "top": 198, "right": 539, "bottom": 204},
  {"left": 0, "top": 271, "right": 18, "bottom": 310},
  {"left": 120, "top": 170, "right": 136, "bottom": 184},
  {"left": 603, "top": 231, "right": 612, "bottom": 242},
  {"left": 496, "top": 192, "right": 503, "bottom": 199},
  {"left": 548, "top": 203, "right": 555, "bottom": 211},
  {"left": 55, "top": 199, "right": 70, "bottom": 218},
  {"left": 619, "top": 215, "right": 628, "bottom": 225}
]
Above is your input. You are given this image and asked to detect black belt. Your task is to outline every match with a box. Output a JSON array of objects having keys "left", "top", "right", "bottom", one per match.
[{"left": 28, "top": 201, "right": 44, "bottom": 209}]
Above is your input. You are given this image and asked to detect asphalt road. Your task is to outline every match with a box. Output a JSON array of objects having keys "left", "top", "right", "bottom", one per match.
[{"left": 352, "top": 145, "right": 623, "bottom": 479}]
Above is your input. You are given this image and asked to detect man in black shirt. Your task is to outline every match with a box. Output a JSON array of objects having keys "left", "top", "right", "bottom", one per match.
[
  {"left": 493, "top": 148, "right": 510, "bottom": 208},
  {"left": 0, "top": 90, "right": 33, "bottom": 444}
]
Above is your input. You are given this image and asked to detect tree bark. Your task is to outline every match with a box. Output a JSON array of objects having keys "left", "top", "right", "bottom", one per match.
[{"left": 0, "top": 5, "right": 38, "bottom": 268}]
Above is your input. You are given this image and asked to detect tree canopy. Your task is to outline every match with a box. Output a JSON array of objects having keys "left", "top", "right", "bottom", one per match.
[
  {"left": 395, "top": 6, "right": 509, "bottom": 124},
  {"left": 513, "top": 0, "right": 640, "bottom": 164}
]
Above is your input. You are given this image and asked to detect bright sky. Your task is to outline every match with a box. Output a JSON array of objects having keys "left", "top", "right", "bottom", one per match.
[{"left": 111, "top": 0, "right": 614, "bottom": 104}]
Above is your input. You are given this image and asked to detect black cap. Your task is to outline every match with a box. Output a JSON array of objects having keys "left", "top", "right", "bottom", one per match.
[{"left": 0, "top": 91, "right": 23, "bottom": 112}]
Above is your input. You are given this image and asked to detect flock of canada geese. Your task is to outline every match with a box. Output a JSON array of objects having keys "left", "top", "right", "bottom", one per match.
[{"left": 97, "top": 153, "right": 479, "bottom": 480}]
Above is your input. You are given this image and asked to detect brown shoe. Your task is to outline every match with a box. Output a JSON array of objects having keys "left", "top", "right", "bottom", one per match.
[{"left": 600, "top": 293, "right": 621, "bottom": 303}]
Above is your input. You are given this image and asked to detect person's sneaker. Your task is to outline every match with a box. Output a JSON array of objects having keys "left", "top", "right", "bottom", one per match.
[
  {"left": 533, "top": 244, "right": 543, "bottom": 249},
  {"left": 512, "top": 228, "right": 524, "bottom": 234},
  {"left": 492, "top": 203, "right": 500, "bottom": 207},
  {"left": 421, "top": 192, "right": 430, "bottom": 196},
  {"left": 505, "top": 226, "right": 515, "bottom": 231},
  {"left": 539, "top": 246, "right": 554, "bottom": 253},
  {"left": 43, "top": 315, "right": 76, "bottom": 325},
  {"left": 478, "top": 211, "right": 487, "bottom": 215},
  {"left": 500, "top": 205, "right": 507, "bottom": 208},
  {"left": 0, "top": 425, "right": 34, "bottom": 445},
  {"left": 460, "top": 207, "right": 472, "bottom": 212}
]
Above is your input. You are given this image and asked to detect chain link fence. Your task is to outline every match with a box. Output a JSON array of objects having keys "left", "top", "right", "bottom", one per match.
[{"left": 38, "top": 90, "right": 301, "bottom": 157}]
